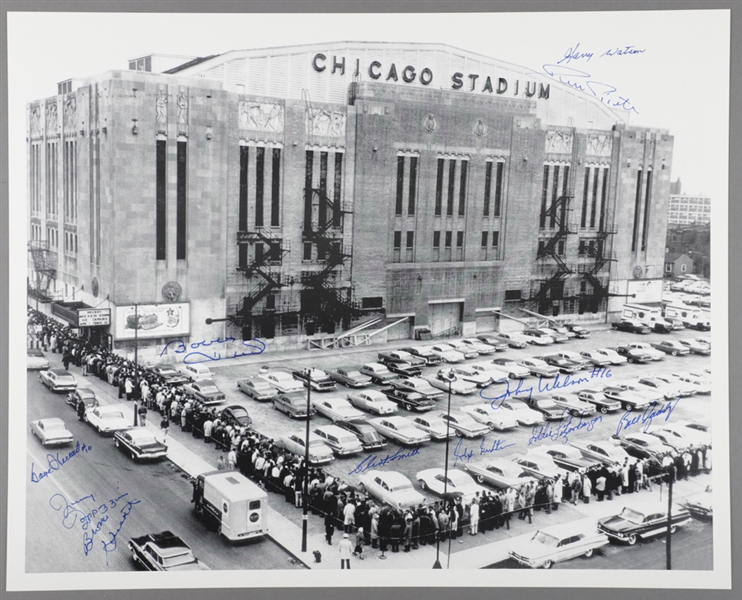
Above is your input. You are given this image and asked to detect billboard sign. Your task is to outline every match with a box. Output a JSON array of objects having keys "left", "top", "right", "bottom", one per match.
[{"left": 114, "top": 303, "right": 190, "bottom": 340}]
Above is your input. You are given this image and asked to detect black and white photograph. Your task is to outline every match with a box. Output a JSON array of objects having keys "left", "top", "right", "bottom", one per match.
[{"left": 5, "top": 5, "right": 732, "bottom": 593}]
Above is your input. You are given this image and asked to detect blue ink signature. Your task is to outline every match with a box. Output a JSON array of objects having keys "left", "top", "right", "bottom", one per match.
[
  {"left": 541, "top": 63, "right": 639, "bottom": 114},
  {"left": 557, "top": 42, "right": 646, "bottom": 66},
  {"left": 160, "top": 337, "right": 266, "bottom": 364},
  {"left": 557, "top": 42, "right": 595, "bottom": 64},
  {"left": 452, "top": 436, "right": 515, "bottom": 468},
  {"left": 49, "top": 493, "right": 95, "bottom": 529},
  {"left": 348, "top": 446, "right": 420, "bottom": 475},
  {"left": 528, "top": 411, "right": 604, "bottom": 445},
  {"left": 615, "top": 399, "right": 680, "bottom": 436},
  {"left": 101, "top": 497, "right": 141, "bottom": 564},
  {"left": 481, "top": 377, "right": 535, "bottom": 408},
  {"left": 31, "top": 441, "right": 93, "bottom": 483}
]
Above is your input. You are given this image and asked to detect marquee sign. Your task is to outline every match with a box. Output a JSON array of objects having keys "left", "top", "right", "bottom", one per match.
[
  {"left": 77, "top": 308, "right": 111, "bottom": 327},
  {"left": 311, "top": 53, "right": 550, "bottom": 99}
]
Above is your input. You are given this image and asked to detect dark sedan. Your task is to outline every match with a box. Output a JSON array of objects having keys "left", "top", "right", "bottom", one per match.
[
  {"left": 537, "top": 354, "right": 582, "bottom": 374},
  {"left": 401, "top": 346, "right": 443, "bottom": 366},
  {"left": 597, "top": 503, "right": 691, "bottom": 545},
  {"left": 182, "top": 380, "right": 226, "bottom": 406},
  {"left": 336, "top": 420, "right": 388, "bottom": 451},
  {"left": 65, "top": 387, "right": 99, "bottom": 412},
  {"left": 381, "top": 388, "right": 436, "bottom": 412},
  {"left": 611, "top": 320, "right": 652, "bottom": 334},
  {"left": 272, "top": 391, "right": 315, "bottom": 419},
  {"left": 219, "top": 405, "right": 253, "bottom": 429},
  {"left": 151, "top": 365, "right": 191, "bottom": 386}
]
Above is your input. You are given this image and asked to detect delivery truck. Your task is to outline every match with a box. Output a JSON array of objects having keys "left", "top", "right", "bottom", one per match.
[
  {"left": 621, "top": 303, "right": 678, "bottom": 333},
  {"left": 662, "top": 303, "right": 711, "bottom": 331}
]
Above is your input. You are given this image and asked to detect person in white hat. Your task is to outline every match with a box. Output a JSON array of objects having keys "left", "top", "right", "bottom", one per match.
[{"left": 339, "top": 533, "right": 353, "bottom": 569}]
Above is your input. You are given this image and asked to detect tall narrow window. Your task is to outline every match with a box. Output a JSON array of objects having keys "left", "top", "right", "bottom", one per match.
[
  {"left": 456, "top": 231, "right": 464, "bottom": 247},
  {"left": 599, "top": 168, "right": 609, "bottom": 231},
  {"left": 393, "top": 231, "right": 402, "bottom": 249},
  {"left": 239, "top": 145, "right": 249, "bottom": 231},
  {"left": 458, "top": 160, "right": 468, "bottom": 216},
  {"left": 492, "top": 231, "right": 500, "bottom": 249},
  {"left": 494, "top": 161, "right": 504, "bottom": 217},
  {"left": 408, "top": 156, "right": 417, "bottom": 215},
  {"left": 560, "top": 165, "right": 569, "bottom": 225},
  {"left": 445, "top": 231, "right": 452, "bottom": 247},
  {"left": 641, "top": 170, "right": 653, "bottom": 251},
  {"left": 271, "top": 148, "right": 281, "bottom": 227},
  {"left": 156, "top": 139, "right": 167, "bottom": 260},
  {"left": 481, "top": 231, "right": 489, "bottom": 247},
  {"left": 435, "top": 158, "right": 444, "bottom": 216},
  {"left": 255, "top": 147, "right": 265, "bottom": 227},
  {"left": 540, "top": 165, "right": 550, "bottom": 228},
  {"left": 632, "top": 169, "right": 643, "bottom": 252},
  {"left": 590, "top": 167, "right": 599, "bottom": 228},
  {"left": 581, "top": 167, "right": 590, "bottom": 228},
  {"left": 304, "top": 151, "right": 314, "bottom": 231},
  {"left": 447, "top": 160, "right": 456, "bottom": 216},
  {"left": 406, "top": 231, "right": 414, "bottom": 248},
  {"left": 176, "top": 141, "right": 187, "bottom": 260},
  {"left": 333, "top": 152, "right": 343, "bottom": 227},
  {"left": 483, "top": 161, "right": 492, "bottom": 217},
  {"left": 549, "top": 166, "right": 560, "bottom": 228},
  {"left": 318, "top": 151, "right": 328, "bottom": 227},
  {"left": 433, "top": 231, "right": 441, "bottom": 248},
  {"left": 395, "top": 156, "right": 404, "bottom": 215}
]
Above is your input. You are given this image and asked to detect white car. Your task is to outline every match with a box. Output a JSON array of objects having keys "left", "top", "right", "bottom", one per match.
[
  {"left": 654, "top": 375, "right": 696, "bottom": 397},
  {"left": 367, "top": 416, "right": 431, "bottom": 446},
  {"left": 592, "top": 348, "right": 628, "bottom": 365},
  {"left": 114, "top": 428, "right": 168, "bottom": 460},
  {"left": 438, "top": 410, "right": 490, "bottom": 438},
  {"left": 569, "top": 439, "right": 632, "bottom": 466},
  {"left": 553, "top": 350, "right": 591, "bottom": 369},
  {"left": 39, "top": 368, "right": 77, "bottom": 392},
  {"left": 445, "top": 340, "right": 481, "bottom": 359},
  {"left": 85, "top": 405, "right": 132, "bottom": 435},
  {"left": 259, "top": 371, "right": 305, "bottom": 393},
  {"left": 665, "top": 420, "right": 711, "bottom": 445},
  {"left": 460, "top": 404, "right": 519, "bottom": 431},
  {"left": 421, "top": 371, "right": 478, "bottom": 395},
  {"left": 677, "top": 339, "right": 711, "bottom": 355},
  {"left": 312, "top": 425, "right": 364, "bottom": 455},
  {"left": 625, "top": 342, "right": 665, "bottom": 361},
  {"left": 31, "top": 418, "right": 73, "bottom": 446},
  {"left": 670, "top": 372, "right": 711, "bottom": 394},
  {"left": 311, "top": 397, "right": 367, "bottom": 423},
  {"left": 409, "top": 415, "right": 456, "bottom": 441},
  {"left": 511, "top": 453, "right": 568, "bottom": 480},
  {"left": 358, "top": 470, "right": 426, "bottom": 511},
  {"left": 460, "top": 337, "right": 501, "bottom": 354},
  {"left": 347, "top": 390, "right": 398, "bottom": 415},
  {"left": 415, "top": 468, "right": 487, "bottom": 502},
  {"left": 508, "top": 523, "right": 609, "bottom": 569},
  {"left": 27, "top": 348, "right": 50, "bottom": 370},
  {"left": 490, "top": 358, "right": 531, "bottom": 379},
  {"left": 517, "top": 358, "right": 559, "bottom": 378},
  {"left": 498, "top": 399, "right": 545, "bottom": 426},
  {"left": 428, "top": 344, "right": 467, "bottom": 363},
  {"left": 464, "top": 458, "right": 536, "bottom": 489},
  {"left": 276, "top": 432, "right": 334, "bottom": 465},
  {"left": 450, "top": 366, "right": 494, "bottom": 387},
  {"left": 495, "top": 332, "right": 530, "bottom": 349},
  {"left": 469, "top": 362, "right": 510, "bottom": 384}
]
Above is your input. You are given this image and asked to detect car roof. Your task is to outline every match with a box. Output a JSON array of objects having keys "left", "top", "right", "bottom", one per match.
[
  {"left": 126, "top": 428, "right": 157, "bottom": 442},
  {"left": 49, "top": 369, "right": 73, "bottom": 376},
  {"left": 365, "top": 470, "right": 411, "bottom": 485},
  {"left": 38, "top": 417, "right": 66, "bottom": 427},
  {"left": 535, "top": 522, "right": 599, "bottom": 539}
]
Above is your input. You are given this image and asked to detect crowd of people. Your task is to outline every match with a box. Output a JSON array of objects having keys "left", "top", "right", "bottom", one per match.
[{"left": 27, "top": 306, "right": 712, "bottom": 567}]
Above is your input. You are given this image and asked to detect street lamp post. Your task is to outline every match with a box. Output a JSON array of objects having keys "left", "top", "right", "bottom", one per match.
[
  {"left": 301, "top": 381, "right": 312, "bottom": 553},
  {"left": 433, "top": 369, "right": 456, "bottom": 569}
]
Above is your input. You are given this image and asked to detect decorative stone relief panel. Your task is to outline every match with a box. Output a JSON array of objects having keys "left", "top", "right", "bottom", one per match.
[
  {"left": 586, "top": 133, "right": 613, "bottom": 157},
  {"left": 545, "top": 129, "right": 573, "bottom": 153},
  {"left": 306, "top": 107, "right": 345, "bottom": 137},
  {"left": 239, "top": 101, "right": 284, "bottom": 132}
]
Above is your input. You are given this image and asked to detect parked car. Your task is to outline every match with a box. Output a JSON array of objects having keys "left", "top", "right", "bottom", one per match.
[
  {"left": 219, "top": 405, "right": 253, "bottom": 429},
  {"left": 682, "top": 485, "right": 713, "bottom": 518},
  {"left": 381, "top": 388, "right": 437, "bottom": 412},
  {"left": 537, "top": 354, "right": 582, "bottom": 374},
  {"left": 570, "top": 439, "right": 632, "bottom": 466},
  {"left": 645, "top": 428, "right": 693, "bottom": 452},
  {"left": 590, "top": 348, "right": 628, "bottom": 365},
  {"left": 464, "top": 458, "right": 536, "bottom": 489},
  {"left": 602, "top": 385, "right": 660, "bottom": 410},
  {"left": 389, "top": 375, "right": 444, "bottom": 400},
  {"left": 359, "top": 362, "right": 398, "bottom": 385},
  {"left": 65, "top": 387, "right": 99, "bottom": 412},
  {"left": 597, "top": 502, "right": 691, "bottom": 545},
  {"left": 129, "top": 531, "right": 209, "bottom": 571},
  {"left": 237, "top": 378, "right": 278, "bottom": 401},
  {"left": 677, "top": 339, "right": 711, "bottom": 355},
  {"left": 575, "top": 388, "right": 622, "bottom": 414},
  {"left": 549, "top": 393, "right": 596, "bottom": 418},
  {"left": 563, "top": 323, "right": 591, "bottom": 338},
  {"left": 670, "top": 372, "right": 711, "bottom": 395},
  {"left": 625, "top": 342, "right": 665, "bottom": 361},
  {"left": 428, "top": 344, "right": 467, "bottom": 363},
  {"left": 276, "top": 432, "right": 334, "bottom": 465},
  {"left": 438, "top": 410, "right": 491, "bottom": 438},
  {"left": 358, "top": 470, "right": 426, "bottom": 511},
  {"left": 381, "top": 361, "right": 422, "bottom": 377},
  {"left": 416, "top": 468, "right": 486, "bottom": 502},
  {"left": 539, "top": 327, "right": 569, "bottom": 343},
  {"left": 30, "top": 417, "right": 73, "bottom": 446},
  {"left": 444, "top": 340, "right": 480, "bottom": 359},
  {"left": 291, "top": 367, "right": 337, "bottom": 392},
  {"left": 39, "top": 369, "right": 77, "bottom": 393},
  {"left": 613, "top": 432, "right": 676, "bottom": 459},
  {"left": 510, "top": 453, "right": 568, "bottom": 480},
  {"left": 611, "top": 319, "right": 652, "bottom": 334},
  {"left": 517, "top": 358, "right": 559, "bottom": 378},
  {"left": 27, "top": 348, "right": 49, "bottom": 370},
  {"left": 182, "top": 380, "right": 226, "bottom": 406},
  {"left": 662, "top": 419, "right": 711, "bottom": 446},
  {"left": 409, "top": 415, "right": 456, "bottom": 441},
  {"left": 653, "top": 375, "right": 696, "bottom": 397},
  {"left": 347, "top": 390, "right": 398, "bottom": 415},
  {"left": 650, "top": 340, "right": 690, "bottom": 357},
  {"left": 490, "top": 358, "right": 530, "bottom": 379},
  {"left": 400, "top": 346, "right": 443, "bottom": 366},
  {"left": 553, "top": 350, "right": 592, "bottom": 369},
  {"left": 526, "top": 397, "right": 567, "bottom": 421},
  {"left": 459, "top": 337, "right": 503, "bottom": 354},
  {"left": 378, "top": 350, "right": 427, "bottom": 367},
  {"left": 114, "top": 428, "right": 168, "bottom": 461},
  {"left": 497, "top": 399, "right": 545, "bottom": 426},
  {"left": 634, "top": 377, "right": 681, "bottom": 400},
  {"left": 259, "top": 371, "right": 305, "bottom": 393},
  {"left": 528, "top": 445, "right": 600, "bottom": 472},
  {"left": 85, "top": 405, "right": 132, "bottom": 435},
  {"left": 272, "top": 391, "right": 314, "bottom": 419},
  {"left": 508, "top": 523, "right": 609, "bottom": 569},
  {"left": 367, "top": 416, "right": 431, "bottom": 446},
  {"left": 491, "top": 332, "right": 529, "bottom": 349},
  {"left": 421, "top": 370, "right": 479, "bottom": 395},
  {"left": 312, "top": 397, "right": 367, "bottom": 423},
  {"left": 335, "top": 420, "right": 388, "bottom": 451},
  {"left": 521, "top": 329, "right": 555, "bottom": 345},
  {"left": 467, "top": 335, "right": 509, "bottom": 352},
  {"left": 468, "top": 362, "right": 510, "bottom": 386},
  {"left": 312, "top": 424, "right": 364, "bottom": 455},
  {"left": 178, "top": 363, "right": 214, "bottom": 382},
  {"left": 612, "top": 345, "right": 653, "bottom": 364},
  {"left": 151, "top": 365, "right": 191, "bottom": 386},
  {"left": 448, "top": 366, "right": 495, "bottom": 387},
  {"left": 327, "top": 367, "right": 373, "bottom": 388},
  {"left": 459, "top": 404, "right": 519, "bottom": 431}
]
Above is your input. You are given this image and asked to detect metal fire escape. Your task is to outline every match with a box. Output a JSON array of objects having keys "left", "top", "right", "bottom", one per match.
[
  {"left": 576, "top": 224, "right": 618, "bottom": 308},
  {"left": 532, "top": 194, "right": 576, "bottom": 309},
  {"left": 28, "top": 240, "right": 57, "bottom": 302},
  {"left": 230, "top": 227, "right": 292, "bottom": 336}
]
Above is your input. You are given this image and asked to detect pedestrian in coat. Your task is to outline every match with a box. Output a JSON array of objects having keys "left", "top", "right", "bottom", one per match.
[
  {"left": 137, "top": 403, "right": 148, "bottom": 426},
  {"left": 354, "top": 527, "right": 365, "bottom": 559},
  {"left": 469, "top": 498, "right": 480, "bottom": 535},
  {"left": 582, "top": 473, "right": 592, "bottom": 503},
  {"left": 339, "top": 533, "right": 353, "bottom": 569},
  {"left": 325, "top": 512, "right": 335, "bottom": 545}
]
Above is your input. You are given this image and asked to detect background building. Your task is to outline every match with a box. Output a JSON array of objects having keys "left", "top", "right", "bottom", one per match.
[
  {"left": 667, "top": 192, "right": 711, "bottom": 225},
  {"left": 26, "top": 42, "right": 674, "bottom": 362}
]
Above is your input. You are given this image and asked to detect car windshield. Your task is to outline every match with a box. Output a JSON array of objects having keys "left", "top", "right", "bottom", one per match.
[
  {"left": 200, "top": 385, "right": 219, "bottom": 393},
  {"left": 308, "top": 439, "right": 325, "bottom": 448},
  {"left": 161, "top": 551, "right": 195, "bottom": 567},
  {"left": 391, "top": 483, "right": 413, "bottom": 492},
  {"left": 532, "top": 531, "right": 560, "bottom": 547},
  {"left": 230, "top": 408, "right": 249, "bottom": 418},
  {"left": 619, "top": 507, "right": 646, "bottom": 524},
  {"left": 103, "top": 412, "right": 125, "bottom": 420},
  {"left": 536, "top": 400, "right": 558, "bottom": 409}
]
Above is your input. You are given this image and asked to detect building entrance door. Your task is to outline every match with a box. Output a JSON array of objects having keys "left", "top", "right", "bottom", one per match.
[{"left": 429, "top": 303, "right": 461, "bottom": 336}]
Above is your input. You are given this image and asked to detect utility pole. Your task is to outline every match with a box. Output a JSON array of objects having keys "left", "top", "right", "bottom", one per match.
[
  {"left": 301, "top": 381, "right": 312, "bottom": 553},
  {"left": 666, "top": 475, "right": 673, "bottom": 570}
]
